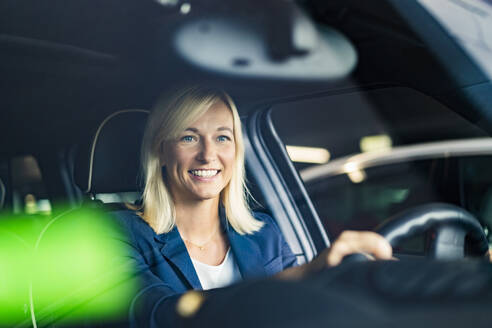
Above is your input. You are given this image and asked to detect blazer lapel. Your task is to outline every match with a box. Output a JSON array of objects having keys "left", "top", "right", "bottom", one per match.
[
  {"left": 154, "top": 208, "right": 266, "bottom": 288},
  {"left": 223, "top": 211, "right": 266, "bottom": 279},
  {"left": 155, "top": 228, "right": 202, "bottom": 290}
]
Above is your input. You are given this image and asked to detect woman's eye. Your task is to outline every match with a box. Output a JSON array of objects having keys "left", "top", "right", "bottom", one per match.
[
  {"left": 181, "top": 135, "right": 196, "bottom": 143},
  {"left": 217, "top": 135, "right": 231, "bottom": 142}
]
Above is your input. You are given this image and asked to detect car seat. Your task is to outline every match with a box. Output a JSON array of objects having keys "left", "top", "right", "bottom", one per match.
[
  {"left": 74, "top": 109, "right": 149, "bottom": 207},
  {"left": 24, "top": 109, "right": 150, "bottom": 327}
]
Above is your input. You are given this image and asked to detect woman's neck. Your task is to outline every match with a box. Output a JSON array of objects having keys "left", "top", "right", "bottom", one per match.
[{"left": 174, "top": 198, "right": 221, "bottom": 241}]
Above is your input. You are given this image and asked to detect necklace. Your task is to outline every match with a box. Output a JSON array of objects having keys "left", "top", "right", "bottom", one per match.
[{"left": 182, "top": 224, "right": 220, "bottom": 251}]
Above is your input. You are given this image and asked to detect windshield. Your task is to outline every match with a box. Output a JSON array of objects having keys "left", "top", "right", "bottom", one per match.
[{"left": 419, "top": 0, "right": 492, "bottom": 79}]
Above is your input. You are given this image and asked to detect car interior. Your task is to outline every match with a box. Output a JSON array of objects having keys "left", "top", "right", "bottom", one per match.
[{"left": 2, "top": 0, "right": 492, "bottom": 327}]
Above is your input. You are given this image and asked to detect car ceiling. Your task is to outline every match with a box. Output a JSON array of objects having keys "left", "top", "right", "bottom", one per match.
[{"left": 1, "top": 0, "right": 491, "bottom": 155}]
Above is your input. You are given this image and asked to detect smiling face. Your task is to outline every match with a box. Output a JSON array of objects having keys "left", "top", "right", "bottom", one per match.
[{"left": 160, "top": 101, "right": 236, "bottom": 203}]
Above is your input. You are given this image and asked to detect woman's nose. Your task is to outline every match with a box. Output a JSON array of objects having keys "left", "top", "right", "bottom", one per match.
[{"left": 197, "top": 139, "right": 216, "bottom": 162}]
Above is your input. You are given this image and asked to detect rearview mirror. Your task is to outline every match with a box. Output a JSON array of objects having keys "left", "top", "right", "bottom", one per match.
[{"left": 172, "top": 0, "right": 357, "bottom": 80}]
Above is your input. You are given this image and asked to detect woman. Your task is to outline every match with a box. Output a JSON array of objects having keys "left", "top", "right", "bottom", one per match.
[{"left": 113, "top": 86, "right": 392, "bottom": 325}]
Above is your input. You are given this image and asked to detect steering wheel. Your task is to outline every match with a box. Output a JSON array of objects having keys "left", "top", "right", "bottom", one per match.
[{"left": 374, "top": 203, "right": 489, "bottom": 259}]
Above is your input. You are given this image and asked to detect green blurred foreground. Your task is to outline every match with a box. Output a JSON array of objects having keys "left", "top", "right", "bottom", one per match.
[{"left": 0, "top": 208, "right": 136, "bottom": 326}]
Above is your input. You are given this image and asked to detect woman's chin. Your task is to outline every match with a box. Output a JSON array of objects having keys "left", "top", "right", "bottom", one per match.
[{"left": 187, "top": 189, "right": 222, "bottom": 202}]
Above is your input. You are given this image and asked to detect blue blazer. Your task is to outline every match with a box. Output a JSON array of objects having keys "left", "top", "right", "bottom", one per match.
[{"left": 111, "top": 209, "right": 297, "bottom": 327}]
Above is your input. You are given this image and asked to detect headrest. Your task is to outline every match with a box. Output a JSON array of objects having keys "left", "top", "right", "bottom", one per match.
[{"left": 75, "top": 110, "right": 149, "bottom": 194}]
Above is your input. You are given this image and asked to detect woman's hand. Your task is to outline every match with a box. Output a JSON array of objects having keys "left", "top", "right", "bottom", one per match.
[
  {"left": 277, "top": 230, "right": 392, "bottom": 280},
  {"left": 486, "top": 248, "right": 492, "bottom": 262},
  {"left": 319, "top": 230, "right": 393, "bottom": 267}
]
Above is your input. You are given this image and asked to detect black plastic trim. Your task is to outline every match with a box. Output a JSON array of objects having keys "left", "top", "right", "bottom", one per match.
[
  {"left": 263, "top": 109, "right": 330, "bottom": 249},
  {"left": 245, "top": 107, "right": 330, "bottom": 261}
]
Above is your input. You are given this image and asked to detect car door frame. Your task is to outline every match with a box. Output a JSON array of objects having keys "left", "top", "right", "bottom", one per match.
[{"left": 243, "top": 106, "right": 330, "bottom": 264}]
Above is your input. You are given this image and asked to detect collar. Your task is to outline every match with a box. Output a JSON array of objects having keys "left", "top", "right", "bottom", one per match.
[
  {"left": 221, "top": 207, "right": 266, "bottom": 279},
  {"left": 153, "top": 207, "right": 266, "bottom": 290},
  {"left": 154, "top": 227, "right": 202, "bottom": 289}
]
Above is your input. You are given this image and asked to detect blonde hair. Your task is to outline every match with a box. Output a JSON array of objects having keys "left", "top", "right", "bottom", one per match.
[{"left": 139, "top": 86, "right": 264, "bottom": 235}]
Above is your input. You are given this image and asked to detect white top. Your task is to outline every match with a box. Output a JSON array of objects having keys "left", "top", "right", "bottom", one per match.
[{"left": 190, "top": 248, "right": 242, "bottom": 290}]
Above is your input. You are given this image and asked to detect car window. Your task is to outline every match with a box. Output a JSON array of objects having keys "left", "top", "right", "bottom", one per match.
[
  {"left": 304, "top": 160, "right": 439, "bottom": 237},
  {"left": 272, "top": 87, "right": 486, "bottom": 164},
  {"left": 10, "top": 155, "right": 52, "bottom": 215},
  {"left": 462, "top": 156, "right": 492, "bottom": 235},
  {"left": 270, "top": 87, "right": 492, "bottom": 251},
  {"left": 95, "top": 192, "right": 141, "bottom": 204}
]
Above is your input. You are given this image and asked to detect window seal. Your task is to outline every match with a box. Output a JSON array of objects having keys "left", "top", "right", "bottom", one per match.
[{"left": 244, "top": 108, "right": 330, "bottom": 261}]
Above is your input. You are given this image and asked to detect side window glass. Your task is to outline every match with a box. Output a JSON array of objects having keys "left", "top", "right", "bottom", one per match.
[
  {"left": 305, "top": 160, "right": 440, "bottom": 237},
  {"left": 462, "top": 156, "right": 492, "bottom": 236},
  {"left": 270, "top": 87, "right": 490, "bottom": 249},
  {"left": 95, "top": 192, "right": 141, "bottom": 204},
  {"left": 11, "top": 155, "right": 52, "bottom": 215}
]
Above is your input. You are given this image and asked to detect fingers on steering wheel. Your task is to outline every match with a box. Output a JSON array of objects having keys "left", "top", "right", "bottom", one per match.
[
  {"left": 327, "top": 231, "right": 393, "bottom": 266},
  {"left": 487, "top": 248, "right": 492, "bottom": 262}
]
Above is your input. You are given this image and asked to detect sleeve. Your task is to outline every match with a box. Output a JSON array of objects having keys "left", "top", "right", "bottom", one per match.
[
  {"left": 107, "top": 212, "right": 183, "bottom": 328},
  {"left": 26, "top": 208, "right": 184, "bottom": 328},
  {"left": 254, "top": 212, "right": 299, "bottom": 270},
  {"left": 281, "top": 236, "right": 299, "bottom": 269}
]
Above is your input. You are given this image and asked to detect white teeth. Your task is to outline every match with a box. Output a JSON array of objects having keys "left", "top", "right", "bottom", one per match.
[{"left": 190, "top": 170, "right": 219, "bottom": 177}]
